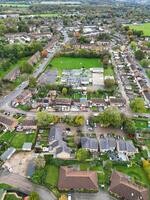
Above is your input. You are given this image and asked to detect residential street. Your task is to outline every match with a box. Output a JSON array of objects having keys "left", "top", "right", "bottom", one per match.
[
  {"left": 0, "top": 172, "right": 56, "bottom": 200},
  {"left": 0, "top": 30, "right": 69, "bottom": 108}
]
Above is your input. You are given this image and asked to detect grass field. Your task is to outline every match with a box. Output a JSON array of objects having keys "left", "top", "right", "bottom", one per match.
[
  {"left": 50, "top": 56, "right": 102, "bottom": 72},
  {"left": 133, "top": 119, "right": 148, "bottom": 130},
  {"left": 45, "top": 165, "right": 59, "bottom": 186},
  {"left": 10, "top": 132, "right": 36, "bottom": 149},
  {"left": 129, "top": 23, "right": 150, "bottom": 36}
]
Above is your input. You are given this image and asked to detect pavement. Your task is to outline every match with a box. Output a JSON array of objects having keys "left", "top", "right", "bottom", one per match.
[{"left": 0, "top": 172, "right": 56, "bottom": 200}]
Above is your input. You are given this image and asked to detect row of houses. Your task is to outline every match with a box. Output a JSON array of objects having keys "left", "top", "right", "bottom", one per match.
[
  {"left": 81, "top": 136, "right": 138, "bottom": 160},
  {"left": 58, "top": 166, "right": 149, "bottom": 200}
]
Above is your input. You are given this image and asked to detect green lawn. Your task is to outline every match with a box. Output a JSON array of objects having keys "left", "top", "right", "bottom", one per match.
[
  {"left": 129, "top": 23, "right": 150, "bottom": 36},
  {"left": 104, "top": 66, "right": 114, "bottom": 76},
  {"left": 4, "top": 194, "right": 22, "bottom": 200},
  {"left": 50, "top": 56, "right": 102, "bottom": 72},
  {"left": 45, "top": 165, "right": 59, "bottom": 186},
  {"left": 114, "top": 165, "right": 150, "bottom": 187},
  {"left": 146, "top": 69, "right": 150, "bottom": 79},
  {"left": 10, "top": 132, "right": 36, "bottom": 149},
  {"left": 133, "top": 119, "right": 148, "bottom": 130},
  {"left": 0, "top": 132, "right": 14, "bottom": 143}
]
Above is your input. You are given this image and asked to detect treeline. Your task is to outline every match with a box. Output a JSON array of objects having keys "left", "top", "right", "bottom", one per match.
[{"left": 0, "top": 41, "right": 44, "bottom": 71}]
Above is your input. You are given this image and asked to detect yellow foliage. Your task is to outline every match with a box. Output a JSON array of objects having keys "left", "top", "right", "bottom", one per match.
[
  {"left": 59, "top": 194, "right": 67, "bottom": 200},
  {"left": 142, "top": 160, "right": 150, "bottom": 168}
]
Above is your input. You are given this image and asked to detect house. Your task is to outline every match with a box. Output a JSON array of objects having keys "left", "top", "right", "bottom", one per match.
[
  {"left": 109, "top": 171, "right": 149, "bottom": 200},
  {"left": 3, "top": 67, "right": 20, "bottom": 82},
  {"left": 28, "top": 51, "right": 40, "bottom": 66},
  {"left": 13, "top": 90, "right": 32, "bottom": 105},
  {"left": 55, "top": 98, "right": 72, "bottom": 107},
  {"left": 109, "top": 97, "right": 126, "bottom": 107},
  {"left": 22, "top": 118, "right": 37, "bottom": 131},
  {"left": 81, "top": 137, "right": 98, "bottom": 152},
  {"left": 99, "top": 137, "right": 116, "bottom": 152},
  {"left": 58, "top": 166, "right": 99, "bottom": 191},
  {"left": 90, "top": 99, "right": 107, "bottom": 108},
  {"left": 0, "top": 147, "right": 16, "bottom": 161},
  {"left": 117, "top": 140, "right": 138, "bottom": 156},
  {"left": 49, "top": 126, "right": 71, "bottom": 159},
  {"left": 0, "top": 114, "right": 18, "bottom": 131}
]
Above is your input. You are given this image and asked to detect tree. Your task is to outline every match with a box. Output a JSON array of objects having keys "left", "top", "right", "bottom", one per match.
[
  {"left": 104, "top": 79, "right": 116, "bottom": 90},
  {"left": 135, "top": 50, "right": 145, "bottom": 61},
  {"left": 62, "top": 87, "right": 68, "bottom": 96},
  {"left": 140, "top": 59, "right": 149, "bottom": 68},
  {"left": 102, "top": 55, "right": 109, "bottom": 66},
  {"left": 59, "top": 195, "right": 67, "bottom": 200},
  {"left": 76, "top": 148, "right": 90, "bottom": 161},
  {"left": 123, "top": 118, "right": 136, "bottom": 135},
  {"left": 130, "top": 98, "right": 146, "bottom": 113},
  {"left": 99, "top": 107, "right": 122, "bottom": 128},
  {"left": 74, "top": 115, "right": 84, "bottom": 126},
  {"left": 29, "top": 76, "right": 37, "bottom": 88},
  {"left": 130, "top": 41, "right": 137, "bottom": 51},
  {"left": 29, "top": 192, "right": 40, "bottom": 200},
  {"left": 20, "top": 62, "right": 33, "bottom": 74},
  {"left": 41, "top": 49, "right": 48, "bottom": 58},
  {"left": 34, "top": 156, "right": 46, "bottom": 169},
  {"left": 36, "top": 112, "right": 54, "bottom": 127}
]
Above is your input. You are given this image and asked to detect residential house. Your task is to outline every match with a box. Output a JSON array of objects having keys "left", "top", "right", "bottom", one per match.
[
  {"left": 99, "top": 137, "right": 116, "bottom": 153},
  {"left": 58, "top": 166, "right": 99, "bottom": 191},
  {"left": 0, "top": 114, "right": 18, "bottom": 131},
  {"left": 109, "top": 171, "right": 149, "bottom": 200},
  {"left": 109, "top": 97, "right": 126, "bottom": 108},
  {"left": 22, "top": 118, "right": 37, "bottom": 131},
  {"left": 81, "top": 137, "right": 98, "bottom": 153},
  {"left": 48, "top": 126, "right": 71, "bottom": 159},
  {"left": 117, "top": 140, "right": 138, "bottom": 156},
  {"left": 28, "top": 51, "right": 40, "bottom": 66}
]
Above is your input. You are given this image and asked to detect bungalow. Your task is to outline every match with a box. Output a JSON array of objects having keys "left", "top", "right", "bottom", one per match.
[
  {"left": 0, "top": 114, "right": 18, "bottom": 131},
  {"left": 13, "top": 90, "right": 32, "bottom": 105},
  {"left": 99, "top": 137, "right": 116, "bottom": 153},
  {"left": 81, "top": 137, "right": 98, "bottom": 152},
  {"left": 109, "top": 171, "right": 149, "bottom": 200},
  {"left": 117, "top": 140, "right": 138, "bottom": 156},
  {"left": 58, "top": 166, "right": 99, "bottom": 191}
]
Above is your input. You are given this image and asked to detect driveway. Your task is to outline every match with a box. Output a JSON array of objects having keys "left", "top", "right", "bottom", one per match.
[
  {"left": 0, "top": 173, "right": 56, "bottom": 200},
  {"left": 73, "top": 191, "right": 116, "bottom": 200}
]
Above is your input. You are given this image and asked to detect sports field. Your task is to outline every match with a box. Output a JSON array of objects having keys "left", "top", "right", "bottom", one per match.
[
  {"left": 129, "top": 23, "right": 150, "bottom": 36},
  {"left": 50, "top": 56, "right": 102, "bottom": 71}
]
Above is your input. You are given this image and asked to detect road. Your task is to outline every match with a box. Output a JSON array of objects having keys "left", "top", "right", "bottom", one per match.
[
  {"left": 0, "top": 172, "right": 56, "bottom": 200},
  {"left": 0, "top": 30, "right": 69, "bottom": 108}
]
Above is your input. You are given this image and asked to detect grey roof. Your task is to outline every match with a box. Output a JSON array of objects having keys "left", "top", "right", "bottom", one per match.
[
  {"left": 48, "top": 126, "right": 62, "bottom": 143},
  {"left": 81, "top": 137, "right": 98, "bottom": 151},
  {"left": 117, "top": 140, "right": 137, "bottom": 153},
  {"left": 0, "top": 147, "right": 16, "bottom": 161},
  {"left": 99, "top": 138, "right": 116, "bottom": 151},
  {"left": 22, "top": 142, "right": 32, "bottom": 150}
]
